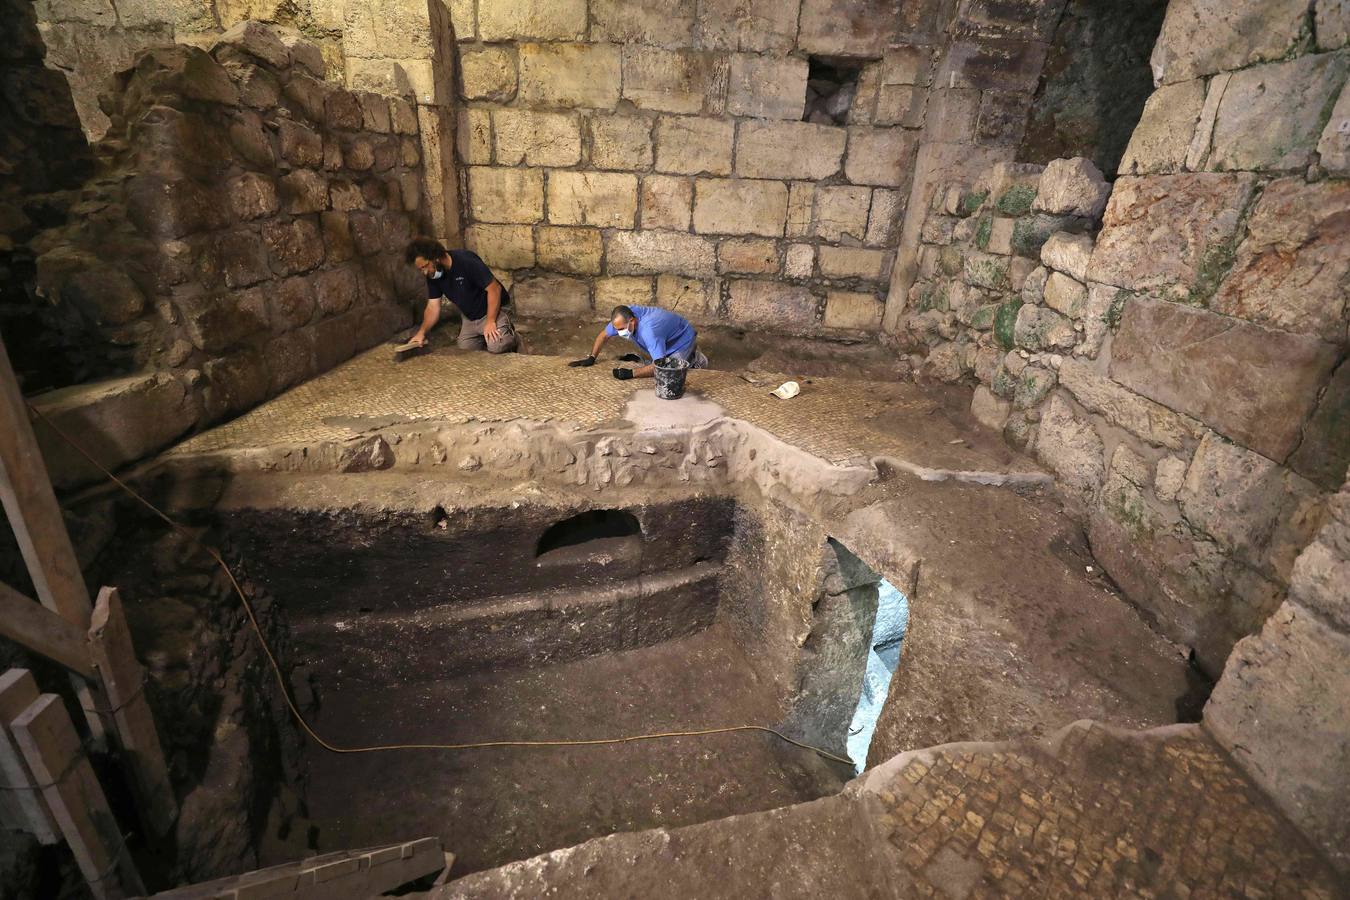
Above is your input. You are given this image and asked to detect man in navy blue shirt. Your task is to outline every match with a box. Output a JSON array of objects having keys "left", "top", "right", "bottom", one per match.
[
  {"left": 569, "top": 304, "right": 708, "bottom": 380},
  {"left": 403, "top": 237, "right": 518, "bottom": 353}
]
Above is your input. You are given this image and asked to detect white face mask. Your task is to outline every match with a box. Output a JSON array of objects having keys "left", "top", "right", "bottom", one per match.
[
  {"left": 616, "top": 327, "right": 631, "bottom": 338},
  {"left": 429, "top": 268, "right": 444, "bottom": 279}
]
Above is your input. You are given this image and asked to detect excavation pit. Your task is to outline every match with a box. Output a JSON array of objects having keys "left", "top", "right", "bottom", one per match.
[{"left": 215, "top": 488, "right": 882, "bottom": 875}]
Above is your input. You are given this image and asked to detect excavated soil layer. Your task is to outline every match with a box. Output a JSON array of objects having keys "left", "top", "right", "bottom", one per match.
[{"left": 221, "top": 495, "right": 855, "bottom": 876}]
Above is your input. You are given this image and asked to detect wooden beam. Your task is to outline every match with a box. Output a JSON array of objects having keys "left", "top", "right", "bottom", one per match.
[
  {"left": 0, "top": 670, "right": 59, "bottom": 844},
  {"left": 89, "top": 587, "right": 177, "bottom": 837},
  {"left": 11, "top": 693, "right": 145, "bottom": 899},
  {"left": 0, "top": 581, "right": 96, "bottom": 679},
  {"left": 0, "top": 333, "right": 107, "bottom": 745}
]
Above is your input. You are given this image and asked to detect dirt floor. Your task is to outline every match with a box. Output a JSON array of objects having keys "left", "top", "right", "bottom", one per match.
[{"left": 293, "top": 625, "right": 850, "bottom": 876}]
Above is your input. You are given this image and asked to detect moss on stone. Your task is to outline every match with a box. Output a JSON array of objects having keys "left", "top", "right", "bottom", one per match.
[
  {"left": 1188, "top": 240, "right": 1237, "bottom": 307},
  {"left": 994, "top": 298, "right": 1022, "bottom": 350},
  {"left": 959, "top": 190, "right": 988, "bottom": 217},
  {"left": 918, "top": 282, "right": 949, "bottom": 313},
  {"left": 968, "top": 258, "right": 1010, "bottom": 291},
  {"left": 1104, "top": 289, "right": 1130, "bottom": 329},
  {"left": 938, "top": 245, "right": 964, "bottom": 277},
  {"left": 975, "top": 216, "right": 993, "bottom": 251},
  {"left": 995, "top": 184, "right": 1037, "bottom": 217},
  {"left": 969, "top": 303, "right": 999, "bottom": 331},
  {"left": 1011, "top": 216, "right": 1057, "bottom": 257}
]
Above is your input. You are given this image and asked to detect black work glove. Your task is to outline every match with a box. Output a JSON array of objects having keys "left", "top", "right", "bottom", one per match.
[
  {"left": 568, "top": 355, "right": 596, "bottom": 367},
  {"left": 617, "top": 353, "right": 643, "bottom": 362},
  {"left": 612, "top": 367, "right": 634, "bottom": 381}
]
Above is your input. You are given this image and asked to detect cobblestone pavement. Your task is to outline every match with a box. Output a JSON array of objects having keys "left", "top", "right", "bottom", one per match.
[
  {"left": 171, "top": 345, "right": 1039, "bottom": 477},
  {"left": 868, "top": 722, "right": 1344, "bottom": 900},
  {"left": 435, "top": 722, "right": 1346, "bottom": 898}
]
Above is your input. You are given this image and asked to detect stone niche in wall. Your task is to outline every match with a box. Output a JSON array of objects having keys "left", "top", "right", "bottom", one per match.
[
  {"left": 450, "top": 0, "right": 944, "bottom": 336},
  {"left": 23, "top": 22, "right": 425, "bottom": 486}
]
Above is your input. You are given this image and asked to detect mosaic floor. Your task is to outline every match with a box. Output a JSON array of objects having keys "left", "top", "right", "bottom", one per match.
[{"left": 170, "top": 345, "right": 1040, "bottom": 476}]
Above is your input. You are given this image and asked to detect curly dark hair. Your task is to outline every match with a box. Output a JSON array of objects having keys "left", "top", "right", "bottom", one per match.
[{"left": 404, "top": 237, "right": 448, "bottom": 265}]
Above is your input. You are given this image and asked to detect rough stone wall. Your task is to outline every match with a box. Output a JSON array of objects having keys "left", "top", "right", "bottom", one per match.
[
  {"left": 34, "top": 0, "right": 348, "bottom": 141},
  {"left": 23, "top": 23, "right": 422, "bottom": 484},
  {"left": 1204, "top": 466, "right": 1350, "bottom": 875},
  {"left": 881, "top": 0, "right": 1071, "bottom": 332},
  {"left": 892, "top": 0, "right": 1349, "bottom": 681},
  {"left": 1016, "top": 0, "right": 1168, "bottom": 175},
  {"left": 449, "top": 0, "right": 939, "bottom": 334}
]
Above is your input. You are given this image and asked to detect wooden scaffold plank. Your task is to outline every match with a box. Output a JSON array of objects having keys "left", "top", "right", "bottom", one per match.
[
  {"left": 0, "top": 331, "right": 107, "bottom": 744},
  {"left": 0, "top": 581, "right": 96, "bottom": 680},
  {"left": 10, "top": 693, "right": 145, "bottom": 900},
  {"left": 0, "top": 670, "right": 59, "bottom": 844},
  {"left": 89, "top": 586, "right": 178, "bottom": 837}
]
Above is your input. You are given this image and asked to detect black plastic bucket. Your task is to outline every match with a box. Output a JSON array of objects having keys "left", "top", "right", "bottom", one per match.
[{"left": 653, "top": 355, "right": 690, "bottom": 400}]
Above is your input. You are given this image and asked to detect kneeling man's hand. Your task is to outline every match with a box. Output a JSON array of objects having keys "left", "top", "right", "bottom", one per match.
[
  {"left": 617, "top": 353, "right": 642, "bottom": 363},
  {"left": 612, "top": 367, "right": 634, "bottom": 381},
  {"left": 568, "top": 355, "right": 596, "bottom": 367}
]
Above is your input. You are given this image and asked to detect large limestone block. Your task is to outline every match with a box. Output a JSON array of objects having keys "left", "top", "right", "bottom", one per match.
[
  {"left": 813, "top": 185, "right": 871, "bottom": 242},
  {"left": 262, "top": 218, "right": 324, "bottom": 275},
  {"left": 725, "top": 279, "right": 818, "bottom": 329},
  {"left": 1207, "top": 53, "right": 1350, "bottom": 172},
  {"left": 607, "top": 230, "right": 716, "bottom": 277},
  {"left": 457, "top": 108, "right": 491, "bottom": 165},
  {"left": 1317, "top": 82, "right": 1350, "bottom": 173},
  {"left": 1058, "top": 358, "right": 1202, "bottom": 450},
  {"left": 1150, "top": 0, "right": 1312, "bottom": 84},
  {"left": 692, "top": 178, "right": 789, "bottom": 237},
  {"left": 1289, "top": 481, "right": 1350, "bottom": 629},
  {"left": 699, "top": 0, "right": 799, "bottom": 52},
  {"left": 1210, "top": 178, "right": 1350, "bottom": 341},
  {"left": 655, "top": 117, "right": 734, "bottom": 175},
  {"left": 1039, "top": 232, "right": 1093, "bottom": 282},
  {"left": 592, "top": 0, "right": 696, "bottom": 48},
  {"left": 1036, "top": 394, "right": 1105, "bottom": 502},
  {"left": 594, "top": 276, "right": 654, "bottom": 310},
  {"left": 460, "top": 45, "right": 517, "bottom": 102},
  {"left": 622, "top": 46, "right": 723, "bottom": 114},
  {"left": 512, "top": 274, "right": 592, "bottom": 316},
  {"left": 1319, "top": 1, "right": 1350, "bottom": 50},
  {"left": 1087, "top": 173, "right": 1259, "bottom": 300},
  {"left": 655, "top": 274, "right": 717, "bottom": 323},
  {"left": 938, "top": 38, "right": 1047, "bottom": 93},
  {"left": 1178, "top": 432, "right": 1325, "bottom": 578},
  {"left": 641, "top": 176, "right": 693, "bottom": 229},
  {"left": 493, "top": 109, "right": 581, "bottom": 167},
  {"left": 1205, "top": 603, "right": 1350, "bottom": 873},
  {"left": 971, "top": 384, "right": 1012, "bottom": 431},
  {"left": 735, "top": 121, "right": 846, "bottom": 180},
  {"left": 717, "top": 238, "right": 779, "bottom": 275},
  {"left": 518, "top": 43, "right": 622, "bottom": 109},
  {"left": 786, "top": 182, "right": 815, "bottom": 237},
  {"left": 1109, "top": 297, "right": 1341, "bottom": 462},
  {"left": 1289, "top": 360, "right": 1350, "bottom": 491},
  {"left": 823, "top": 290, "right": 883, "bottom": 330},
  {"left": 1042, "top": 272, "right": 1087, "bottom": 318},
  {"left": 818, "top": 246, "right": 887, "bottom": 280},
  {"left": 466, "top": 224, "right": 535, "bottom": 269},
  {"left": 32, "top": 373, "right": 200, "bottom": 488},
  {"left": 467, "top": 167, "right": 544, "bottom": 223},
  {"left": 844, "top": 127, "right": 915, "bottom": 186},
  {"left": 726, "top": 54, "right": 807, "bottom": 119},
  {"left": 537, "top": 226, "right": 604, "bottom": 275},
  {"left": 1119, "top": 80, "right": 1206, "bottom": 176},
  {"left": 1012, "top": 304, "right": 1075, "bottom": 351},
  {"left": 865, "top": 189, "right": 905, "bottom": 246},
  {"left": 478, "top": 0, "right": 586, "bottom": 41},
  {"left": 798, "top": 0, "right": 899, "bottom": 56},
  {"left": 589, "top": 115, "right": 653, "bottom": 170},
  {"left": 1033, "top": 157, "right": 1110, "bottom": 220},
  {"left": 547, "top": 171, "right": 638, "bottom": 227}
]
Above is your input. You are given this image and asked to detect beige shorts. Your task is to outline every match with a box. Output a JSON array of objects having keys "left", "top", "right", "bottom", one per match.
[{"left": 456, "top": 309, "right": 518, "bottom": 354}]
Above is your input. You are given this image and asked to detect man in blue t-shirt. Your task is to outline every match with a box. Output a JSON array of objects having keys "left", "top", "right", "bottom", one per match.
[
  {"left": 403, "top": 237, "right": 518, "bottom": 353},
  {"left": 568, "top": 304, "right": 709, "bottom": 380}
]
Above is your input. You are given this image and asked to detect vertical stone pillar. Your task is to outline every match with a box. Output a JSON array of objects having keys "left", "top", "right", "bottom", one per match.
[{"left": 341, "top": 0, "right": 463, "bottom": 246}]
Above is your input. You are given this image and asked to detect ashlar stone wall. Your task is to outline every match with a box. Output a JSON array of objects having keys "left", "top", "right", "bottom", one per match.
[
  {"left": 895, "top": 0, "right": 1349, "bottom": 687},
  {"left": 450, "top": 0, "right": 937, "bottom": 334},
  {"left": 27, "top": 22, "right": 423, "bottom": 485}
]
